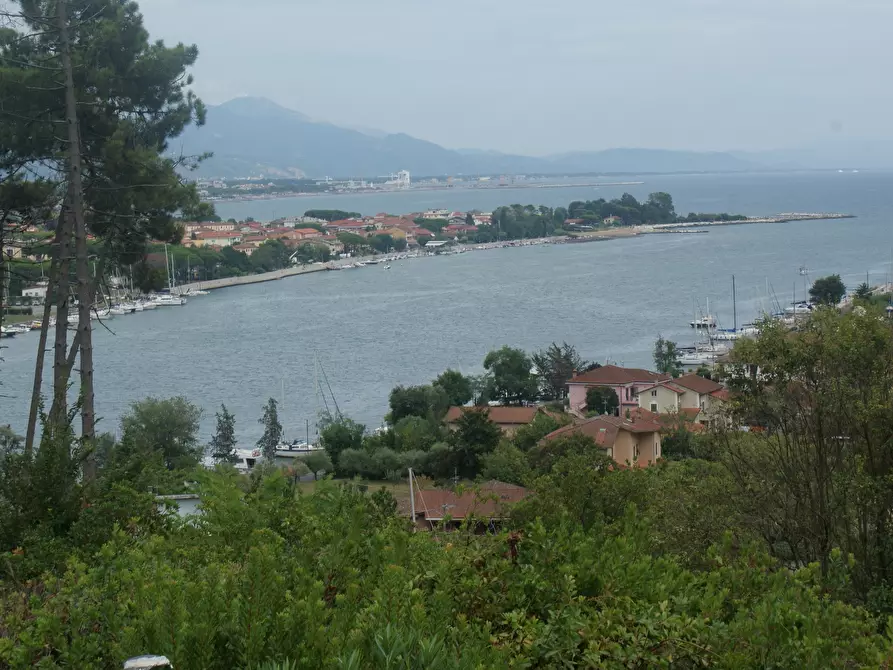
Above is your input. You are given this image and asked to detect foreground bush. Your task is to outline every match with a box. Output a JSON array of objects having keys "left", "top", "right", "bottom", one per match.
[{"left": 2, "top": 471, "right": 891, "bottom": 669}]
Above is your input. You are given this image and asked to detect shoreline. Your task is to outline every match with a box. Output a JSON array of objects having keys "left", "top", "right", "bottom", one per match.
[
  {"left": 175, "top": 211, "right": 854, "bottom": 295},
  {"left": 204, "top": 181, "right": 647, "bottom": 205}
]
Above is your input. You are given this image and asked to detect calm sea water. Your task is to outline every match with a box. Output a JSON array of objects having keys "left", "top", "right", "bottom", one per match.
[{"left": 1, "top": 171, "right": 890, "bottom": 443}]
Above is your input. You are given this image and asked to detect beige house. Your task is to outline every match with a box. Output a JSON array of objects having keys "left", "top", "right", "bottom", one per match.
[
  {"left": 636, "top": 374, "right": 728, "bottom": 425},
  {"left": 193, "top": 231, "right": 243, "bottom": 248},
  {"left": 541, "top": 413, "right": 662, "bottom": 466},
  {"left": 445, "top": 406, "right": 545, "bottom": 436},
  {"left": 184, "top": 221, "right": 237, "bottom": 235}
]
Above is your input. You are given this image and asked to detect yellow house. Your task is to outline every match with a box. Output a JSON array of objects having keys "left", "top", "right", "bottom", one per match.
[
  {"left": 380, "top": 227, "right": 407, "bottom": 240},
  {"left": 636, "top": 374, "right": 728, "bottom": 425},
  {"left": 541, "top": 414, "right": 662, "bottom": 466}
]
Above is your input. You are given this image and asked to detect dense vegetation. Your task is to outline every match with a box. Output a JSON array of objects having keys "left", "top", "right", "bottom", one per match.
[
  {"left": 459, "top": 192, "right": 746, "bottom": 244},
  {"left": 4, "top": 310, "right": 893, "bottom": 667}
]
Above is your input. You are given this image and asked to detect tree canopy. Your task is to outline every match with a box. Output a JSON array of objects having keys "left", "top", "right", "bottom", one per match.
[
  {"left": 483, "top": 346, "right": 539, "bottom": 405},
  {"left": 809, "top": 274, "right": 846, "bottom": 306}
]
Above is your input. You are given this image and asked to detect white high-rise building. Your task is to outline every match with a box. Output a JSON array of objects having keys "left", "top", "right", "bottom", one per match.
[{"left": 396, "top": 170, "right": 410, "bottom": 189}]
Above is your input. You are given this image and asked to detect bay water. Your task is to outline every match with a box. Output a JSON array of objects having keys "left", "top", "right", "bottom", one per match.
[{"left": 1, "top": 171, "right": 890, "bottom": 443}]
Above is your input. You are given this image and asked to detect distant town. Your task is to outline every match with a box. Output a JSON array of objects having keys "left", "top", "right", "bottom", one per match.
[{"left": 195, "top": 170, "right": 646, "bottom": 203}]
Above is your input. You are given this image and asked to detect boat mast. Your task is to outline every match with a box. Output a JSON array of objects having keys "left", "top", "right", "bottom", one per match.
[
  {"left": 165, "top": 243, "right": 172, "bottom": 292},
  {"left": 732, "top": 275, "right": 737, "bottom": 332}
]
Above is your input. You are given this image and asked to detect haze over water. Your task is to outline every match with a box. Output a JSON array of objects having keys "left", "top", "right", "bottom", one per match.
[{"left": 1, "top": 171, "right": 890, "bottom": 443}]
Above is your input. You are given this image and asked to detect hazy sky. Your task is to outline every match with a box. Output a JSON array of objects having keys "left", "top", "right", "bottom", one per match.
[{"left": 139, "top": 0, "right": 893, "bottom": 156}]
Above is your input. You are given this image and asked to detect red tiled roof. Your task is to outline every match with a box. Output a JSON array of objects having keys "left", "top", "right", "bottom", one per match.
[
  {"left": 411, "top": 481, "right": 528, "bottom": 521},
  {"left": 445, "top": 406, "right": 540, "bottom": 425},
  {"left": 710, "top": 388, "right": 730, "bottom": 401},
  {"left": 570, "top": 365, "right": 668, "bottom": 386},
  {"left": 197, "top": 231, "right": 241, "bottom": 239},
  {"left": 542, "top": 413, "right": 661, "bottom": 447},
  {"left": 293, "top": 228, "right": 321, "bottom": 235},
  {"left": 668, "top": 374, "right": 724, "bottom": 395}
]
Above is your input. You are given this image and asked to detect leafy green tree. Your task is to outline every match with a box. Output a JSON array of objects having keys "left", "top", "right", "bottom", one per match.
[
  {"left": 220, "top": 246, "right": 253, "bottom": 273},
  {"left": 392, "top": 416, "right": 442, "bottom": 453},
  {"left": 480, "top": 442, "right": 530, "bottom": 485},
  {"left": 387, "top": 385, "right": 449, "bottom": 424},
  {"left": 250, "top": 239, "right": 290, "bottom": 272},
  {"left": 653, "top": 335, "right": 682, "bottom": 377},
  {"left": 256, "top": 398, "right": 282, "bottom": 461},
  {"left": 531, "top": 342, "right": 586, "bottom": 400},
  {"left": 336, "top": 232, "right": 368, "bottom": 255},
  {"left": 303, "top": 209, "right": 359, "bottom": 222},
  {"left": 449, "top": 409, "right": 502, "bottom": 478},
  {"left": 529, "top": 432, "right": 603, "bottom": 474},
  {"left": 301, "top": 451, "right": 333, "bottom": 480},
  {"left": 319, "top": 415, "right": 366, "bottom": 473},
  {"left": 210, "top": 404, "right": 237, "bottom": 464},
  {"left": 4, "top": 0, "right": 210, "bottom": 453},
  {"left": 512, "top": 412, "right": 565, "bottom": 451},
  {"left": 855, "top": 282, "right": 872, "bottom": 300},
  {"left": 809, "top": 274, "right": 846, "bottom": 306},
  {"left": 723, "top": 309, "right": 893, "bottom": 601},
  {"left": 585, "top": 387, "right": 619, "bottom": 415},
  {"left": 368, "top": 234, "right": 394, "bottom": 253},
  {"left": 119, "top": 397, "right": 203, "bottom": 473},
  {"left": 483, "top": 346, "right": 538, "bottom": 405},
  {"left": 337, "top": 448, "right": 376, "bottom": 478},
  {"left": 433, "top": 369, "right": 473, "bottom": 406}
]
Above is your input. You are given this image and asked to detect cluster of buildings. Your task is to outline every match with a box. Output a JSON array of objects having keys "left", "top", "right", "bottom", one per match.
[
  {"left": 180, "top": 209, "right": 494, "bottom": 256},
  {"left": 445, "top": 365, "right": 729, "bottom": 469}
]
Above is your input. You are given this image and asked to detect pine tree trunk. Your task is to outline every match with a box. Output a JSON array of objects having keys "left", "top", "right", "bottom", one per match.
[
  {"left": 49, "top": 197, "right": 74, "bottom": 430},
  {"left": 57, "top": 0, "right": 96, "bottom": 479},
  {"left": 25, "top": 205, "right": 67, "bottom": 454}
]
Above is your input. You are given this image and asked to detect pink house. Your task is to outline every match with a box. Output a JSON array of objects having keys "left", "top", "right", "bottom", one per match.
[{"left": 567, "top": 365, "right": 669, "bottom": 415}]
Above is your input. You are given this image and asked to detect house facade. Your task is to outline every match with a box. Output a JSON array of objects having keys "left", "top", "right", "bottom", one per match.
[
  {"left": 635, "top": 374, "right": 728, "bottom": 425},
  {"left": 567, "top": 365, "right": 669, "bottom": 416},
  {"left": 541, "top": 413, "right": 662, "bottom": 466}
]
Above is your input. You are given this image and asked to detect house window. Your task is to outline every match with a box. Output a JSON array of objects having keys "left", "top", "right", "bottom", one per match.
[
  {"left": 650, "top": 403, "right": 658, "bottom": 413},
  {"left": 651, "top": 390, "right": 657, "bottom": 397},
  {"left": 634, "top": 444, "right": 640, "bottom": 461}
]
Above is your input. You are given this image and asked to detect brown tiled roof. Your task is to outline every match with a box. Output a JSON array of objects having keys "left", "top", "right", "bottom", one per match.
[
  {"left": 569, "top": 365, "right": 668, "bottom": 386},
  {"left": 411, "top": 481, "right": 528, "bottom": 521},
  {"left": 541, "top": 413, "right": 661, "bottom": 447},
  {"left": 669, "top": 374, "right": 724, "bottom": 395},
  {"left": 445, "top": 406, "right": 540, "bottom": 425}
]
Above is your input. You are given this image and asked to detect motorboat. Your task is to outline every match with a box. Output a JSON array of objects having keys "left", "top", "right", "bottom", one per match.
[
  {"left": 152, "top": 294, "right": 186, "bottom": 306},
  {"left": 677, "top": 350, "right": 721, "bottom": 367},
  {"left": 274, "top": 441, "right": 323, "bottom": 459},
  {"left": 109, "top": 305, "right": 127, "bottom": 316},
  {"left": 0, "top": 326, "right": 17, "bottom": 338},
  {"left": 383, "top": 264, "right": 391, "bottom": 270},
  {"left": 234, "top": 448, "right": 264, "bottom": 472},
  {"left": 137, "top": 299, "right": 156, "bottom": 310},
  {"left": 785, "top": 301, "right": 813, "bottom": 315}
]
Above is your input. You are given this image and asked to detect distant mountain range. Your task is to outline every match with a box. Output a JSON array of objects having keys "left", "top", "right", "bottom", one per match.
[
  {"left": 174, "top": 97, "right": 761, "bottom": 179},
  {"left": 179, "top": 97, "right": 865, "bottom": 179}
]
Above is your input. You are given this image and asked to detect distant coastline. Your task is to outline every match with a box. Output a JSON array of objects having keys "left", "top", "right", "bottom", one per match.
[
  {"left": 177, "top": 212, "right": 854, "bottom": 296},
  {"left": 205, "top": 181, "right": 646, "bottom": 205}
]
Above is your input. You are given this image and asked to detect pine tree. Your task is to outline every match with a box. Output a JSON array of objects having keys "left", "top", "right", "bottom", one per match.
[
  {"left": 210, "top": 405, "right": 237, "bottom": 463},
  {"left": 257, "top": 398, "right": 283, "bottom": 462}
]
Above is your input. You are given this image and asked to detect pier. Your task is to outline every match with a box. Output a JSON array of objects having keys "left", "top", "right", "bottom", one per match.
[{"left": 645, "top": 212, "right": 854, "bottom": 231}]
